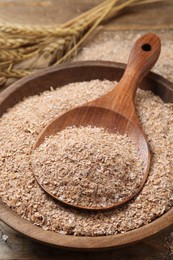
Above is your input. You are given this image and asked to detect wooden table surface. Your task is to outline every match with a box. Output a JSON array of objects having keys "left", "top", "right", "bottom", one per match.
[{"left": 0, "top": 1, "right": 173, "bottom": 259}]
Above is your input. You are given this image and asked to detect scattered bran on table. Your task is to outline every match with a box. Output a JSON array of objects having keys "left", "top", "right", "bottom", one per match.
[{"left": 0, "top": 79, "right": 172, "bottom": 236}]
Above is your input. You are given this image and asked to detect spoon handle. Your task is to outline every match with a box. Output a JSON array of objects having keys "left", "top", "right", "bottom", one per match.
[
  {"left": 94, "top": 33, "right": 161, "bottom": 122},
  {"left": 119, "top": 33, "right": 161, "bottom": 91}
]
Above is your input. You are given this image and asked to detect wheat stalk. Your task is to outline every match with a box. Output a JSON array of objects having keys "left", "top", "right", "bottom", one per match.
[{"left": 0, "top": 0, "right": 169, "bottom": 87}]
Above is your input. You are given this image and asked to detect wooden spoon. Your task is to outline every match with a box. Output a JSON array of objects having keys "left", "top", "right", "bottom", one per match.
[{"left": 32, "top": 33, "right": 161, "bottom": 211}]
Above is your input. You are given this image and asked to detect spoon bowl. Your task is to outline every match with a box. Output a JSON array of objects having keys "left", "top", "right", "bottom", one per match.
[{"left": 32, "top": 33, "right": 161, "bottom": 211}]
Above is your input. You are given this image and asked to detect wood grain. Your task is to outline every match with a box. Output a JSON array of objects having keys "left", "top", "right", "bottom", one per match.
[
  {"left": 33, "top": 33, "right": 161, "bottom": 211},
  {"left": 0, "top": 0, "right": 173, "bottom": 258},
  {"left": 0, "top": 61, "right": 173, "bottom": 250},
  {"left": 0, "top": 221, "right": 171, "bottom": 259},
  {"left": 0, "top": 0, "right": 173, "bottom": 30}
]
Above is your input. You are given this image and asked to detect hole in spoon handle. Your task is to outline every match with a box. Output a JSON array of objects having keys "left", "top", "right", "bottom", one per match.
[{"left": 141, "top": 43, "right": 152, "bottom": 52}]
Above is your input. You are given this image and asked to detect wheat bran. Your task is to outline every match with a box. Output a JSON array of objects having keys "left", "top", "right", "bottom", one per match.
[
  {"left": 0, "top": 79, "right": 172, "bottom": 236},
  {"left": 32, "top": 126, "right": 144, "bottom": 208}
]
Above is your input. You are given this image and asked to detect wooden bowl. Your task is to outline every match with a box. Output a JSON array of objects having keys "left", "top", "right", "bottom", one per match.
[{"left": 0, "top": 61, "right": 173, "bottom": 250}]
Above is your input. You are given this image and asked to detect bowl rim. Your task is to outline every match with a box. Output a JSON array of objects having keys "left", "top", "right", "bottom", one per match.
[{"left": 0, "top": 60, "right": 173, "bottom": 250}]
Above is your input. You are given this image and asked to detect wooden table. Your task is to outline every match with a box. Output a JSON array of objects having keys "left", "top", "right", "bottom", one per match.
[{"left": 0, "top": 1, "right": 173, "bottom": 259}]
